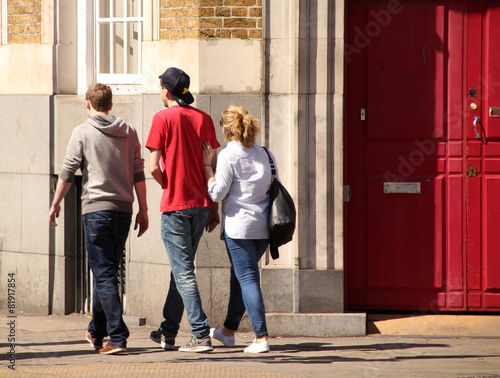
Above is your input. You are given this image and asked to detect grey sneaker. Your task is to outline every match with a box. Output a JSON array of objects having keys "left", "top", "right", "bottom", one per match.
[
  {"left": 150, "top": 329, "right": 175, "bottom": 350},
  {"left": 178, "top": 335, "right": 213, "bottom": 353}
]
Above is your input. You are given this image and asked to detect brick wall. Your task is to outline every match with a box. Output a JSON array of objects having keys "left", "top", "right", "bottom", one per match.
[
  {"left": 7, "top": 0, "right": 41, "bottom": 44},
  {"left": 160, "top": 0, "right": 262, "bottom": 40}
]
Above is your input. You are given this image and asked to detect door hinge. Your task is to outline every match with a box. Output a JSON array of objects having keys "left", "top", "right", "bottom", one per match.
[{"left": 343, "top": 185, "right": 351, "bottom": 202}]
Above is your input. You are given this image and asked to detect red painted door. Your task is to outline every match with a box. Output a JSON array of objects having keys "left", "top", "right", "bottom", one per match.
[
  {"left": 466, "top": 2, "right": 500, "bottom": 310},
  {"left": 346, "top": 0, "right": 500, "bottom": 311}
]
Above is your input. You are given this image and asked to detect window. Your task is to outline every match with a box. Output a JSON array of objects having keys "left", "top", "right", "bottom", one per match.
[
  {"left": 96, "top": 0, "right": 143, "bottom": 85},
  {"left": 1, "top": 0, "right": 7, "bottom": 45}
]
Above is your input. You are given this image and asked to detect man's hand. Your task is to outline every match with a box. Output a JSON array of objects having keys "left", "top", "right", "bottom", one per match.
[
  {"left": 205, "top": 204, "right": 220, "bottom": 233},
  {"left": 134, "top": 210, "right": 149, "bottom": 237},
  {"left": 49, "top": 179, "right": 72, "bottom": 227},
  {"left": 49, "top": 204, "right": 61, "bottom": 226}
]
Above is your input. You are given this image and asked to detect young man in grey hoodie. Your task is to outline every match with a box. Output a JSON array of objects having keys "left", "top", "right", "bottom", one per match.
[{"left": 49, "top": 83, "right": 148, "bottom": 355}]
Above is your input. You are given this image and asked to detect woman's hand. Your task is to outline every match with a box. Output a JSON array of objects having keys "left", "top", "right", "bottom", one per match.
[
  {"left": 202, "top": 141, "right": 216, "bottom": 188},
  {"left": 203, "top": 141, "right": 214, "bottom": 165}
]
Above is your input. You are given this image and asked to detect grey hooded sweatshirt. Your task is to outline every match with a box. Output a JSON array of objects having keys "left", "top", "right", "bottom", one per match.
[{"left": 60, "top": 114, "right": 145, "bottom": 215}]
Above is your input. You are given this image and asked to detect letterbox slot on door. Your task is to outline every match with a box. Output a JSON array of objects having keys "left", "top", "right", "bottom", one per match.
[{"left": 384, "top": 182, "right": 421, "bottom": 194}]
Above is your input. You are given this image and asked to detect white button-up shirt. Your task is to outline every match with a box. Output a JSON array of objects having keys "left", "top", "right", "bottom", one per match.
[{"left": 208, "top": 141, "right": 278, "bottom": 239}]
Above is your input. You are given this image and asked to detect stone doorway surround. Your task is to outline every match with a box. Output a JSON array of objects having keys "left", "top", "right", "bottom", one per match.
[{"left": 260, "top": 0, "right": 365, "bottom": 335}]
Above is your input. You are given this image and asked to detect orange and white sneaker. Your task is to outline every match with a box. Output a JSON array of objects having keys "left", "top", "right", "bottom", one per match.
[
  {"left": 99, "top": 342, "right": 126, "bottom": 355},
  {"left": 85, "top": 332, "right": 103, "bottom": 349}
]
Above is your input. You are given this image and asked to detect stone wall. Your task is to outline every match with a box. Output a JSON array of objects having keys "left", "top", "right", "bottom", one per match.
[
  {"left": 160, "top": 0, "right": 262, "bottom": 39},
  {"left": 7, "top": 0, "right": 41, "bottom": 44}
]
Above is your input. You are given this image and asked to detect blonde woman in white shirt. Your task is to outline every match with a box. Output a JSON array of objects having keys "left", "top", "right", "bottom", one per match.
[{"left": 202, "top": 105, "right": 277, "bottom": 353}]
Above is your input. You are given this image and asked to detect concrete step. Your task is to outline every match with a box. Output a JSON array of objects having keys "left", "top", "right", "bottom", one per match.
[
  {"left": 368, "top": 314, "right": 500, "bottom": 337},
  {"left": 266, "top": 312, "right": 367, "bottom": 337}
]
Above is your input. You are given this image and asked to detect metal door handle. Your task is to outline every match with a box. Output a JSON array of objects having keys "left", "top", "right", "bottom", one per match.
[
  {"left": 490, "top": 107, "right": 500, "bottom": 117},
  {"left": 473, "top": 116, "right": 481, "bottom": 139}
]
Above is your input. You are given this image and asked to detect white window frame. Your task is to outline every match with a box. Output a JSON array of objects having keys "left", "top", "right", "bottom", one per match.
[
  {"left": 78, "top": 0, "right": 93, "bottom": 94},
  {"left": 77, "top": 0, "right": 143, "bottom": 93},
  {"left": 96, "top": 0, "right": 143, "bottom": 85},
  {"left": 1, "top": 0, "right": 7, "bottom": 45}
]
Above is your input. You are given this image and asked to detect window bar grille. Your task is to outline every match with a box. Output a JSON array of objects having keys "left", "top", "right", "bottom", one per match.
[
  {"left": 76, "top": 180, "right": 85, "bottom": 313},
  {"left": 96, "top": 0, "right": 143, "bottom": 82},
  {"left": 110, "top": 0, "right": 114, "bottom": 74},
  {"left": 118, "top": 247, "right": 126, "bottom": 312},
  {"left": 138, "top": 0, "right": 142, "bottom": 73},
  {"left": 123, "top": 0, "right": 127, "bottom": 74},
  {"left": 95, "top": 3, "right": 100, "bottom": 79}
]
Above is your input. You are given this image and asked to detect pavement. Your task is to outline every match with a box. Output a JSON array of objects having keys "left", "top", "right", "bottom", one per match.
[{"left": 1, "top": 313, "right": 500, "bottom": 378}]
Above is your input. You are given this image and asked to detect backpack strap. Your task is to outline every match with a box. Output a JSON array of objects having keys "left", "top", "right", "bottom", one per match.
[{"left": 262, "top": 146, "right": 277, "bottom": 177}]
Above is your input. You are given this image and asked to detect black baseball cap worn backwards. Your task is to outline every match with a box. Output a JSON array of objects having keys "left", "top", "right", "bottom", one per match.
[{"left": 159, "top": 67, "right": 194, "bottom": 106}]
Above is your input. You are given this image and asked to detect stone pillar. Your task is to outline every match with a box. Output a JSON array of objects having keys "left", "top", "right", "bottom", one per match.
[{"left": 262, "top": 0, "right": 346, "bottom": 313}]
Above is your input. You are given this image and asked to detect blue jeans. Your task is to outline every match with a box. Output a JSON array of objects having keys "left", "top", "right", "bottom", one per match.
[
  {"left": 223, "top": 232, "right": 269, "bottom": 338},
  {"left": 83, "top": 211, "right": 131, "bottom": 348},
  {"left": 160, "top": 207, "right": 210, "bottom": 339}
]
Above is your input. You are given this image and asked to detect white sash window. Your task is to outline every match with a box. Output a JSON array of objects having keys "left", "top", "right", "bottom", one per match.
[{"left": 96, "top": 0, "right": 143, "bottom": 84}]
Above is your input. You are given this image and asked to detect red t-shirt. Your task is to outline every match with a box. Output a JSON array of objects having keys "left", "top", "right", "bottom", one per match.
[{"left": 146, "top": 105, "right": 221, "bottom": 212}]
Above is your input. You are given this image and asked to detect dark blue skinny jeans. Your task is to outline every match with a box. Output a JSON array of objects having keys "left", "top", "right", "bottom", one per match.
[
  {"left": 83, "top": 211, "right": 131, "bottom": 348},
  {"left": 223, "top": 232, "right": 269, "bottom": 338}
]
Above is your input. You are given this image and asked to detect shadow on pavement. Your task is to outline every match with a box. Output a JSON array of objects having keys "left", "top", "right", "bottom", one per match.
[
  {"left": 170, "top": 341, "right": 500, "bottom": 366},
  {"left": 269, "top": 342, "right": 450, "bottom": 353}
]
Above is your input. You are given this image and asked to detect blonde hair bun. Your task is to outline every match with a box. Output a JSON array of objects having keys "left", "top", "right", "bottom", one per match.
[{"left": 220, "top": 105, "right": 261, "bottom": 148}]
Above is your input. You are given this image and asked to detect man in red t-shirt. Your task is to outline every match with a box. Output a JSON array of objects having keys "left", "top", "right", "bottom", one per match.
[{"left": 146, "top": 67, "right": 221, "bottom": 353}]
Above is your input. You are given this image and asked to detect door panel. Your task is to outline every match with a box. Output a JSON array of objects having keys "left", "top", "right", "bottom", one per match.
[
  {"left": 485, "top": 177, "right": 500, "bottom": 289},
  {"left": 465, "top": 0, "right": 483, "bottom": 311},
  {"left": 346, "top": 0, "right": 466, "bottom": 311},
  {"left": 482, "top": 5, "right": 500, "bottom": 307},
  {"left": 366, "top": 177, "right": 444, "bottom": 289},
  {"left": 484, "top": 6, "right": 500, "bottom": 138},
  {"left": 346, "top": 0, "right": 500, "bottom": 311},
  {"left": 366, "top": 4, "right": 445, "bottom": 140},
  {"left": 466, "top": 2, "right": 500, "bottom": 310}
]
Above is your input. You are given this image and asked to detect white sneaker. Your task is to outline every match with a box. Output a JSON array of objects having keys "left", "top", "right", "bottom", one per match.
[
  {"left": 210, "top": 328, "right": 235, "bottom": 347},
  {"left": 244, "top": 339, "right": 269, "bottom": 353}
]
